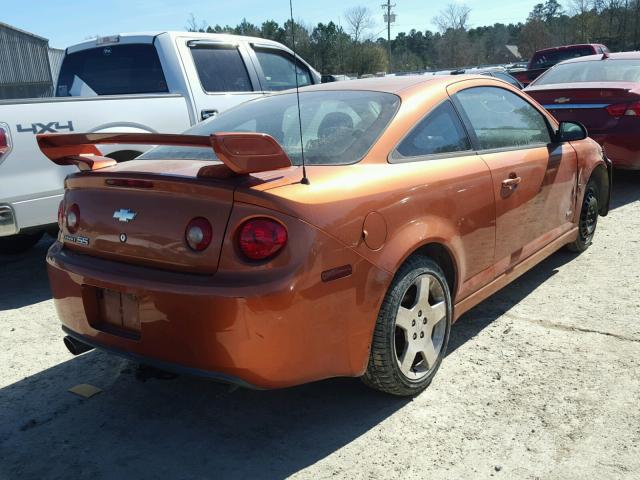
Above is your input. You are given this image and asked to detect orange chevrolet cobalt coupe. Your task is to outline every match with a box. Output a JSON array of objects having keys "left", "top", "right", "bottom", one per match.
[{"left": 44, "top": 76, "right": 611, "bottom": 396}]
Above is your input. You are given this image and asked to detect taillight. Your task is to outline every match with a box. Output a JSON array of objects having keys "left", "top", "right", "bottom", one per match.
[
  {"left": 57, "top": 201, "right": 64, "bottom": 229},
  {"left": 185, "top": 217, "right": 212, "bottom": 252},
  {"left": 0, "top": 124, "right": 10, "bottom": 159},
  {"left": 238, "top": 218, "right": 287, "bottom": 261},
  {"left": 66, "top": 204, "right": 80, "bottom": 233},
  {"left": 606, "top": 101, "right": 640, "bottom": 117}
]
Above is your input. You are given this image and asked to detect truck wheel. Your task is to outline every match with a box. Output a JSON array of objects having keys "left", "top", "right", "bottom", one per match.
[
  {"left": 0, "top": 231, "right": 44, "bottom": 254},
  {"left": 362, "top": 256, "right": 452, "bottom": 396},
  {"left": 567, "top": 180, "right": 599, "bottom": 253}
]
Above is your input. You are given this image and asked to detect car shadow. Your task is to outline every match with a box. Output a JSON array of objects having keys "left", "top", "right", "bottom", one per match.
[
  {"left": 0, "top": 350, "right": 411, "bottom": 479},
  {"left": 0, "top": 237, "right": 54, "bottom": 311}
]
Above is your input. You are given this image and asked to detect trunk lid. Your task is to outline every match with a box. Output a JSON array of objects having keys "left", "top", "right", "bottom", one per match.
[
  {"left": 526, "top": 82, "right": 640, "bottom": 133},
  {"left": 61, "top": 159, "right": 301, "bottom": 274},
  {"left": 62, "top": 160, "right": 235, "bottom": 274}
]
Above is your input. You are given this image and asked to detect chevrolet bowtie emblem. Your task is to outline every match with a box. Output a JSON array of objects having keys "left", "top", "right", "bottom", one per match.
[
  {"left": 554, "top": 97, "right": 571, "bottom": 104},
  {"left": 113, "top": 209, "right": 137, "bottom": 223}
]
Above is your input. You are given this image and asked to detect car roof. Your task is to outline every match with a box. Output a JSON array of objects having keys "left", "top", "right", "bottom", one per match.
[
  {"left": 534, "top": 44, "right": 602, "bottom": 54},
  {"left": 66, "top": 31, "right": 291, "bottom": 53},
  {"left": 557, "top": 51, "right": 640, "bottom": 65},
  {"left": 297, "top": 74, "right": 468, "bottom": 96}
]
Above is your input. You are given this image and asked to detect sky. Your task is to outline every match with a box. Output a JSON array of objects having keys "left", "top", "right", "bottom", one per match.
[{"left": 3, "top": 0, "right": 541, "bottom": 49}]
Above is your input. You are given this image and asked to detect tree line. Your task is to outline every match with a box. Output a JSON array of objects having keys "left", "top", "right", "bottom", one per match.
[{"left": 186, "top": 1, "right": 640, "bottom": 75}]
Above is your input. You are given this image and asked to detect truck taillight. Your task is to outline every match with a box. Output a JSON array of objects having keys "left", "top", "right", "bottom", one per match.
[
  {"left": 66, "top": 204, "right": 80, "bottom": 233},
  {"left": 0, "top": 124, "right": 11, "bottom": 159},
  {"left": 606, "top": 101, "right": 640, "bottom": 117},
  {"left": 238, "top": 218, "right": 287, "bottom": 261}
]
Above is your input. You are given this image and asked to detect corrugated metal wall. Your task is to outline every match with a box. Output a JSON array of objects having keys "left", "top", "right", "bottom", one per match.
[
  {"left": 0, "top": 22, "right": 54, "bottom": 99},
  {"left": 48, "top": 48, "right": 64, "bottom": 87}
]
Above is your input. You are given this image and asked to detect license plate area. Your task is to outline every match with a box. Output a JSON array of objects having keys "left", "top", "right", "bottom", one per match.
[{"left": 83, "top": 286, "right": 141, "bottom": 340}]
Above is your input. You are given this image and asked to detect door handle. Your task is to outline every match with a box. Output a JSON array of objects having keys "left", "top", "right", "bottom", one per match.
[
  {"left": 201, "top": 109, "right": 218, "bottom": 120},
  {"left": 502, "top": 175, "right": 521, "bottom": 190}
]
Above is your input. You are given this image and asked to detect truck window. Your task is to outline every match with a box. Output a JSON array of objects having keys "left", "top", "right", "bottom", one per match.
[
  {"left": 254, "top": 49, "right": 312, "bottom": 91},
  {"left": 190, "top": 46, "right": 253, "bottom": 93},
  {"left": 56, "top": 44, "right": 168, "bottom": 96},
  {"left": 530, "top": 46, "right": 595, "bottom": 70}
]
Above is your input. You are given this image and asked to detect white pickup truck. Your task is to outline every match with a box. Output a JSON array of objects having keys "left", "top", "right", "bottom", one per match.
[{"left": 0, "top": 31, "right": 319, "bottom": 253}]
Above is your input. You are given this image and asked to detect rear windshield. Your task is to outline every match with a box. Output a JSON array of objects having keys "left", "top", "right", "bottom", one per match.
[
  {"left": 533, "top": 59, "right": 640, "bottom": 85},
  {"left": 530, "top": 47, "right": 595, "bottom": 70},
  {"left": 138, "top": 90, "right": 400, "bottom": 166},
  {"left": 56, "top": 44, "right": 168, "bottom": 96}
]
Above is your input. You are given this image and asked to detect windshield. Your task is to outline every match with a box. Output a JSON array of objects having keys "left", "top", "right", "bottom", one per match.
[
  {"left": 56, "top": 44, "right": 168, "bottom": 96},
  {"left": 533, "top": 59, "right": 640, "bottom": 85},
  {"left": 530, "top": 47, "right": 595, "bottom": 70},
  {"left": 138, "top": 90, "right": 400, "bottom": 166}
]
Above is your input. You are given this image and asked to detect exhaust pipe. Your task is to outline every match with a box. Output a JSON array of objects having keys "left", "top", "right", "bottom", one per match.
[{"left": 63, "top": 336, "right": 94, "bottom": 355}]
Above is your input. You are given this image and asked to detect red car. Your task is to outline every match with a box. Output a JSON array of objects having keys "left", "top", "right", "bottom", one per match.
[
  {"left": 512, "top": 44, "right": 609, "bottom": 86},
  {"left": 526, "top": 51, "right": 640, "bottom": 169}
]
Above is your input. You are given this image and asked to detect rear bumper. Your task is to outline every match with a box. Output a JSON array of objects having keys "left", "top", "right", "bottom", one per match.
[
  {"left": 0, "top": 193, "right": 62, "bottom": 236},
  {"left": 62, "top": 326, "right": 260, "bottom": 389},
  {"left": 0, "top": 205, "right": 18, "bottom": 236},
  {"left": 47, "top": 238, "right": 390, "bottom": 389},
  {"left": 591, "top": 133, "right": 640, "bottom": 169}
]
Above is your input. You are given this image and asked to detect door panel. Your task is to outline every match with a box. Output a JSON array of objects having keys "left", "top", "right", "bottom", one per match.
[
  {"left": 448, "top": 81, "right": 577, "bottom": 276},
  {"left": 480, "top": 144, "right": 576, "bottom": 274}
]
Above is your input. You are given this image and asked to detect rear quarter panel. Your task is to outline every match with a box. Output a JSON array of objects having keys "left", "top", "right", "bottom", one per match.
[
  {"left": 237, "top": 158, "right": 496, "bottom": 305},
  {"left": 569, "top": 137, "right": 609, "bottom": 217}
]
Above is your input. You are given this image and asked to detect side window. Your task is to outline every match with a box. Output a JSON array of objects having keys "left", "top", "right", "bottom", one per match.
[
  {"left": 455, "top": 86, "right": 551, "bottom": 150},
  {"left": 190, "top": 46, "right": 253, "bottom": 93},
  {"left": 392, "top": 101, "right": 471, "bottom": 160},
  {"left": 494, "top": 72, "right": 520, "bottom": 88},
  {"left": 254, "top": 49, "right": 312, "bottom": 91}
]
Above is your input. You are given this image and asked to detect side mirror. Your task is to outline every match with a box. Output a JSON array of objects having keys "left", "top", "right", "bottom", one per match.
[{"left": 556, "top": 121, "right": 588, "bottom": 142}]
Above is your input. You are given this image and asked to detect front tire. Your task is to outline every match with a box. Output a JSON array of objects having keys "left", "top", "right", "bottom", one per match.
[
  {"left": 0, "top": 231, "right": 44, "bottom": 254},
  {"left": 362, "top": 256, "right": 452, "bottom": 396},
  {"left": 567, "top": 181, "right": 599, "bottom": 252}
]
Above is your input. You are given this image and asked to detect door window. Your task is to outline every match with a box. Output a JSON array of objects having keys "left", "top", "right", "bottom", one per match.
[
  {"left": 190, "top": 46, "right": 253, "bottom": 93},
  {"left": 391, "top": 101, "right": 471, "bottom": 161},
  {"left": 455, "top": 87, "right": 551, "bottom": 150},
  {"left": 254, "top": 49, "right": 312, "bottom": 91}
]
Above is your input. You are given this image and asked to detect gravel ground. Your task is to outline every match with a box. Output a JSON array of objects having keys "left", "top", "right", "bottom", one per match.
[{"left": 1, "top": 173, "right": 639, "bottom": 480}]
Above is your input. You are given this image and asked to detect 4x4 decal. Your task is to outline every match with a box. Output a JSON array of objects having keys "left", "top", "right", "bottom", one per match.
[{"left": 16, "top": 121, "right": 74, "bottom": 134}]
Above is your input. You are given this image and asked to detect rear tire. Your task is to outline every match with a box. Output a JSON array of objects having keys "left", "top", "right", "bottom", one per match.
[
  {"left": 362, "top": 256, "right": 452, "bottom": 396},
  {"left": 0, "top": 231, "right": 44, "bottom": 254},
  {"left": 567, "top": 180, "right": 599, "bottom": 252}
]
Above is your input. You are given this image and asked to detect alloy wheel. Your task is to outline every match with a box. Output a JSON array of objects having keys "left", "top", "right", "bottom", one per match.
[{"left": 394, "top": 273, "right": 448, "bottom": 381}]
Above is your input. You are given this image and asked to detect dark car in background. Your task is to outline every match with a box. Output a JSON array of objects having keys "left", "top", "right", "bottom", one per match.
[
  {"left": 512, "top": 44, "right": 609, "bottom": 86},
  {"left": 526, "top": 51, "right": 640, "bottom": 169},
  {"left": 453, "top": 68, "right": 524, "bottom": 89},
  {"left": 321, "top": 74, "right": 352, "bottom": 83}
]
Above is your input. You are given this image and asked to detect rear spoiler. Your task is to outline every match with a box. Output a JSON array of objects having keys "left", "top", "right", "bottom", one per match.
[{"left": 36, "top": 132, "right": 292, "bottom": 175}]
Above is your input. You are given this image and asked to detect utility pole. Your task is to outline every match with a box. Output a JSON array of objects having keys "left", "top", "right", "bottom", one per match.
[{"left": 381, "top": 1, "right": 396, "bottom": 72}]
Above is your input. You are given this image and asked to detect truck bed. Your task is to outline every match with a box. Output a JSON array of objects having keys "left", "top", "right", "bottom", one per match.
[{"left": 0, "top": 93, "right": 192, "bottom": 233}]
